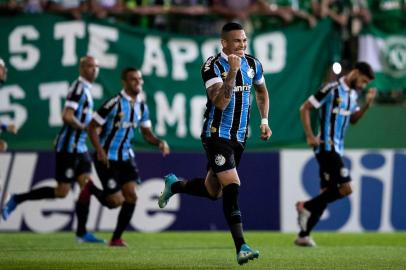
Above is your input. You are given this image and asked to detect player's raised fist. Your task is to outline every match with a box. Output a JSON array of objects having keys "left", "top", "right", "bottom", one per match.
[{"left": 228, "top": 54, "right": 241, "bottom": 72}]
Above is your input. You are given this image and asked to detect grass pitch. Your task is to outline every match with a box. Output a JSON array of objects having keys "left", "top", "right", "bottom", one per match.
[{"left": 0, "top": 232, "right": 405, "bottom": 269}]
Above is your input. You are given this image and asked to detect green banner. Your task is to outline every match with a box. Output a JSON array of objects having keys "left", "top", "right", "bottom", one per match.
[
  {"left": 0, "top": 14, "right": 334, "bottom": 151},
  {"left": 359, "top": 25, "right": 406, "bottom": 92}
]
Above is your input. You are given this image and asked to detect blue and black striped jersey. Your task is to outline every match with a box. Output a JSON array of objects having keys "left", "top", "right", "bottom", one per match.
[
  {"left": 201, "top": 51, "right": 265, "bottom": 143},
  {"left": 55, "top": 77, "right": 93, "bottom": 153},
  {"left": 309, "top": 77, "right": 360, "bottom": 156},
  {"left": 93, "top": 90, "right": 151, "bottom": 161}
]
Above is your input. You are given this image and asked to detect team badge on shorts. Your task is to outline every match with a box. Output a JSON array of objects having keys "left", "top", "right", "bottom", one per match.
[
  {"left": 65, "top": 168, "right": 74, "bottom": 178},
  {"left": 108, "top": 179, "right": 117, "bottom": 189},
  {"left": 215, "top": 154, "right": 226, "bottom": 166},
  {"left": 340, "top": 168, "right": 349, "bottom": 178}
]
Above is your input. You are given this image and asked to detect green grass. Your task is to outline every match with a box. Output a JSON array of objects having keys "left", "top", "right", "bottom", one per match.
[{"left": 0, "top": 232, "right": 405, "bottom": 269}]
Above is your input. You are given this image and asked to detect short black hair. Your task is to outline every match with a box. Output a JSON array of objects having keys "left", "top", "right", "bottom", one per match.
[
  {"left": 354, "top": 62, "right": 375, "bottom": 80},
  {"left": 221, "top": 22, "right": 244, "bottom": 37},
  {"left": 121, "top": 67, "right": 138, "bottom": 80}
]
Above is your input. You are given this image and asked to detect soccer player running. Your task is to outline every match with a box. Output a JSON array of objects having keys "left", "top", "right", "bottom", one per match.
[
  {"left": 0, "top": 57, "right": 17, "bottom": 152},
  {"left": 158, "top": 22, "right": 272, "bottom": 265},
  {"left": 86, "top": 67, "right": 170, "bottom": 247},
  {"left": 295, "top": 62, "right": 376, "bottom": 247},
  {"left": 2, "top": 56, "right": 105, "bottom": 243}
]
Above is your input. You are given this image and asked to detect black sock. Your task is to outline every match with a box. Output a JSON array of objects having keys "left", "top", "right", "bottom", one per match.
[
  {"left": 112, "top": 202, "right": 135, "bottom": 240},
  {"left": 87, "top": 181, "right": 110, "bottom": 207},
  {"left": 299, "top": 202, "right": 327, "bottom": 237},
  {"left": 75, "top": 200, "right": 89, "bottom": 237},
  {"left": 222, "top": 183, "right": 245, "bottom": 253},
  {"left": 300, "top": 188, "right": 342, "bottom": 237},
  {"left": 14, "top": 187, "right": 55, "bottom": 204},
  {"left": 304, "top": 187, "right": 342, "bottom": 212},
  {"left": 171, "top": 178, "right": 213, "bottom": 199}
]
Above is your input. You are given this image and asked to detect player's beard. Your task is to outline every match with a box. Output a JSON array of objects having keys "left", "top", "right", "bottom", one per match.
[{"left": 350, "top": 78, "right": 357, "bottom": 90}]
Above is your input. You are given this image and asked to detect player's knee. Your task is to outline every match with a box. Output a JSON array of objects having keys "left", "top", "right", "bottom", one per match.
[
  {"left": 106, "top": 196, "right": 124, "bottom": 209},
  {"left": 206, "top": 184, "right": 222, "bottom": 201},
  {"left": 0, "top": 139, "right": 8, "bottom": 152},
  {"left": 339, "top": 184, "right": 352, "bottom": 196},
  {"left": 124, "top": 192, "right": 137, "bottom": 204},
  {"left": 55, "top": 188, "right": 69, "bottom": 198},
  {"left": 77, "top": 175, "right": 90, "bottom": 189},
  {"left": 207, "top": 190, "right": 221, "bottom": 201},
  {"left": 106, "top": 200, "right": 121, "bottom": 209}
]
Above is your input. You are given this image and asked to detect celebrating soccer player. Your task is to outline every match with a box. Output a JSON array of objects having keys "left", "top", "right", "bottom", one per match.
[
  {"left": 2, "top": 56, "right": 105, "bottom": 243},
  {"left": 295, "top": 62, "right": 376, "bottom": 247},
  {"left": 158, "top": 22, "right": 272, "bottom": 265},
  {"left": 85, "top": 67, "right": 170, "bottom": 247}
]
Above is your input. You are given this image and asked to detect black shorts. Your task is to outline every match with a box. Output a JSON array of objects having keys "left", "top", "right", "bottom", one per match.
[
  {"left": 93, "top": 157, "right": 141, "bottom": 195},
  {"left": 315, "top": 150, "right": 351, "bottom": 189},
  {"left": 202, "top": 137, "right": 245, "bottom": 173},
  {"left": 55, "top": 152, "right": 92, "bottom": 183}
]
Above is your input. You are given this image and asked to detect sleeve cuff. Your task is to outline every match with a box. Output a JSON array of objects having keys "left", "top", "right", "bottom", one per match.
[
  {"left": 140, "top": 120, "right": 152, "bottom": 128},
  {"left": 308, "top": 95, "right": 321, "bottom": 109},
  {"left": 254, "top": 76, "right": 265, "bottom": 85},
  {"left": 205, "top": 77, "right": 223, "bottom": 89},
  {"left": 65, "top": 101, "right": 79, "bottom": 110},
  {"left": 93, "top": 112, "right": 106, "bottom": 125}
]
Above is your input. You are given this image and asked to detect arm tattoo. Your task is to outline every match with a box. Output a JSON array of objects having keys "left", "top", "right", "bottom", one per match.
[
  {"left": 224, "top": 83, "right": 233, "bottom": 99},
  {"left": 223, "top": 70, "right": 237, "bottom": 99}
]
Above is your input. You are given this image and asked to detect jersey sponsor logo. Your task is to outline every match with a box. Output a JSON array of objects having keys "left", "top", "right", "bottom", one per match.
[
  {"left": 103, "top": 96, "right": 119, "bottom": 109},
  {"left": 114, "top": 121, "right": 137, "bottom": 128},
  {"left": 214, "top": 154, "right": 226, "bottom": 166},
  {"left": 204, "top": 57, "right": 214, "bottom": 72},
  {"left": 233, "top": 85, "right": 251, "bottom": 92},
  {"left": 332, "top": 107, "right": 351, "bottom": 116}
]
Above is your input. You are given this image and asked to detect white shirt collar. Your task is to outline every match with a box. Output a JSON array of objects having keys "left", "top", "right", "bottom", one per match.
[
  {"left": 220, "top": 50, "right": 229, "bottom": 61},
  {"left": 120, "top": 89, "right": 141, "bottom": 102},
  {"left": 339, "top": 76, "right": 351, "bottom": 92},
  {"left": 78, "top": 76, "right": 92, "bottom": 88}
]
